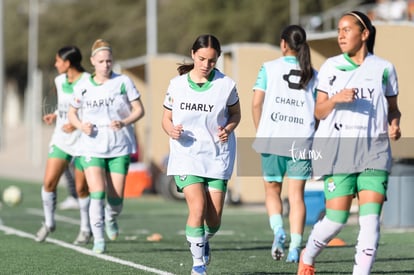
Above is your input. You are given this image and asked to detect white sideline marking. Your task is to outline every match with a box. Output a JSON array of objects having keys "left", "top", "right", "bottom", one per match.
[{"left": 0, "top": 224, "right": 174, "bottom": 275}]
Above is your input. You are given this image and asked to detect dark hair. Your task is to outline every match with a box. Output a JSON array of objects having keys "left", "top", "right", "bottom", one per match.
[
  {"left": 57, "top": 46, "right": 85, "bottom": 72},
  {"left": 177, "top": 34, "right": 221, "bottom": 75},
  {"left": 281, "top": 25, "right": 313, "bottom": 89},
  {"left": 345, "top": 11, "right": 376, "bottom": 54}
]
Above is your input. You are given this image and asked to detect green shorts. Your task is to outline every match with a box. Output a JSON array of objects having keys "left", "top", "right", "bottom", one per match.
[
  {"left": 323, "top": 169, "right": 388, "bottom": 200},
  {"left": 73, "top": 157, "right": 84, "bottom": 172},
  {"left": 174, "top": 175, "right": 228, "bottom": 192},
  {"left": 79, "top": 155, "right": 130, "bottom": 175},
  {"left": 261, "top": 154, "right": 311, "bottom": 183},
  {"left": 48, "top": 145, "right": 73, "bottom": 162}
]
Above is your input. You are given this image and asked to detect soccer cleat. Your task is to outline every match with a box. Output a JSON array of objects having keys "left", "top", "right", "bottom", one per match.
[
  {"left": 191, "top": 265, "right": 207, "bottom": 275},
  {"left": 286, "top": 247, "right": 300, "bottom": 263},
  {"left": 105, "top": 220, "right": 119, "bottom": 241},
  {"left": 297, "top": 249, "right": 315, "bottom": 275},
  {"left": 35, "top": 223, "right": 55, "bottom": 242},
  {"left": 203, "top": 241, "right": 211, "bottom": 265},
  {"left": 92, "top": 240, "right": 106, "bottom": 254},
  {"left": 58, "top": 196, "right": 80, "bottom": 210},
  {"left": 73, "top": 231, "right": 92, "bottom": 245},
  {"left": 271, "top": 228, "right": 286, "bottom": 260}
]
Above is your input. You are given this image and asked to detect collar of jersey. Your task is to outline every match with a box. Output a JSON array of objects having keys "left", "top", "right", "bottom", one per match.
[
  {"left": 283, "top": 56, "right": 298, "bottom": 64},
  {"left": 187, "top": 69, "right": 215, "bottom": 92},
  {"left": 336, "top": 53, "right": 360, "bottom": 71},
  {"left": 90, "top": 72, "right": 113, "bottom": 86},
  {"left": 62, "top": 72, "right": 86, "bottom": 94}
]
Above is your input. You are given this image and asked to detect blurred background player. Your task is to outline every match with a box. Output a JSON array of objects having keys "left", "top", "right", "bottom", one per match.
[
  {"left": 36, "top": 46, "right": 92, "bottom": 245},
  {"left": 252, "top": 25, "right": 317, "bottom": 263}
]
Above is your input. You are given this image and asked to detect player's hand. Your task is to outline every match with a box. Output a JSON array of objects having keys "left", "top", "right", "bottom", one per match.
[
  {"left": 218, "top": 126, "right": 230, "bottom": 143},
  {"left": 169, "top": 124, "right": 183, "bottom": 140},
  {"left": 389, "top": 124, "right": 401, "bottom": 141},
  {"left": 82, "top": 122, "right": 94, "bottom": 136},
  {"left": 62, "top": 123, "right": 77, "bottom": 133},
  {"left": 110, "top": 120, "right": 125, "bottom": 131},
  {"left": 43, "top": 113, "right": 56, "bottom": 125},
  {"left": 334, "top": 88, "right": 355, "bottom": 103}
]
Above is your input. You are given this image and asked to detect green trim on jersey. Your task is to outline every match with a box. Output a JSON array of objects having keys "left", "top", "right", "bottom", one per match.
[
  {"left": 336, "top": 53, "right": 359, "bottom": 71},
  {"left": 382, "top": 68, "right": 389, "bottom": 86},
  {"left": 187, "top": 70, "right": 215, "bottom": 92},
  {"left": 120, "top": 82, "right": 127, "bottom": 95},
  {"left": 62, "top": 73, "right": 87, "bottom": 94}
]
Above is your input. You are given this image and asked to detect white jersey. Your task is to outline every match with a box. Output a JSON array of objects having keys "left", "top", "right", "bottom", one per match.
[
  {"left": 252, "top": 56, "right": 317, "bottom": 157},
  {"left": 163, "top": 69, "right": 239, "bottom": 179},
  {"left": 49, "top": 72, "right": 90, "bottom": 156},
  {"left": 312, "top": 53, "right": 398, "bottom": 176},
  {"left": 71, "top": 72, "right": 140, "bottom": 158}
]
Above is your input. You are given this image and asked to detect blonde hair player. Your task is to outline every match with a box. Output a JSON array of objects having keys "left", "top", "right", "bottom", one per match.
[
  {"left": 297, "top": 11, "right": 401, "bottom": 275},
  {"left": 68, "top": 39, "right": 145, "bottom": 254}
]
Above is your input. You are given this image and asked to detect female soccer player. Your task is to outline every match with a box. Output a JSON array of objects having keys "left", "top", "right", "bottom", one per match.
[
  {"left": 252, "top": 25, "right": 317, "bottom": 263},
  {"left": 297, "top": 11, "right": 401, "bottom": 275},
  {"left": 68, "top": 39, "right": 145, "bottom": 254},
  {"left": 162, "top": 34, "right": 241, "bottom": 275},
  {"left": 36, "top": 46, "right": 91, "bottom": 245}
]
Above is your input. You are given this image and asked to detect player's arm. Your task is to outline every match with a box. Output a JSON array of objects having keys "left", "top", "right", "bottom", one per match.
[
  {"left": 387, "top": 95, "right": 401, "bottom": 141},
  {"left": 68, "top": 105, "right": 93, "bottom": 136},
  {"left": 314, "top": 88, "right": 354, "bottom": 120},
  {"left": 118, "top": 98, "right": 145, "bottom": 128},
  {"left": 252, "top": 89, "right": 264, "bottom": 130},
  {"left": 162, "top": 107, "right": 182, "bottom": 140}
]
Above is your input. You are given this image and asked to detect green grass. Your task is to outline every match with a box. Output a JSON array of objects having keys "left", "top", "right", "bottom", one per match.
[{"left": 1, "top": 178, "right": 413, "bottom": 274}]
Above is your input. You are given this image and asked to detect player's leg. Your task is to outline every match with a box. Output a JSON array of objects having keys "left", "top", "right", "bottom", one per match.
[
  {"left": 285, "top": 158, "right": 310, "bottom": 262},
  {"left": 58, "top": 162, "right": 79, "bottom": 210},
  {"left": 36, "top": 146, "right": 70, "bottom": 242},
  {"left": 104, "top": 155, "right": 129, "bottom": 241},
  {"left": 73, "top": 158, "right": 91, "bottom": 245},
  {"left": 285, "top": 177, "right": 306, "bottom": 262},
  {"left": 178, "top": 176, "right": 207, "bottom": 274},
  {"left": 81, "top": 157, "right": 107, "bottom": 253},
  {"left": 204, "top": 178, "right": 227, "bottom": 265},
  {"left": 352, "top": 170, "right": 387, "bottom": 275},
  {"left": 298, "top": 174, "right": 355, "bottom": 274}
]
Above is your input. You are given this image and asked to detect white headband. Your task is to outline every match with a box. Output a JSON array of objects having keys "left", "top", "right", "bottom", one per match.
[{"left": 91, "top": 46, "right": 112, "bottom": 57}]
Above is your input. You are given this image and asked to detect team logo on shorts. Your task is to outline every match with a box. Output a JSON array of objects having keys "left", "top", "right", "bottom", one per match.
[
  {"left": 85, "top": 156, "right": 92, "bottom": 163},
  {"left": 179, "top": 175, "right": 187, "bottom": 181},
  {"left": 327, "top": 177, "right": 336, "bottom": 192}
]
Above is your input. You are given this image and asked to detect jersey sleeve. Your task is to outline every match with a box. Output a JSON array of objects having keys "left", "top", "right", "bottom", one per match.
[
  {"left": 227, "top": 85, "right": 239, "bottom": 106},
  {"left": 315, "top": 60, "right": 331, "bottom": 94},
  {"left": 253, "top": 65, "right": 267, "bottom": 92},
  {"left": 384, "top": 63, "right": 399, "bottom": 97},
  {"left": 124, "top": 76, "right": 140, "bottom": 102},
  {"left": 163, "top": 80, "right": 174, "bottom": 110},
  {"left": 71, "top": 85, "right": 83, "bottom": 109}
]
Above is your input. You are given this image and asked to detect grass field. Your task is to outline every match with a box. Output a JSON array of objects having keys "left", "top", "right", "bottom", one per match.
[{"left": 0, "top": 177, "right": 413, "bottom": 275}]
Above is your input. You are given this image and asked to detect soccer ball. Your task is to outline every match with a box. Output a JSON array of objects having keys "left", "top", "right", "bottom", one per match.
[{"left": 2, "top": 185, "right": 22, "bottom": 207}]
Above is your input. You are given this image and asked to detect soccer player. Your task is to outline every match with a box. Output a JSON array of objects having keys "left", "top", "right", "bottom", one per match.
[
  {"left": 297, "top": 11, "right": 401, "bottom": 275},
  {"left": 68, "top": 39, "right": 145, "bottom": 254},
  {"left": 252, "top": 25, "right": 317, "bottom": 263},
  {"left": 162, "top": 34, "right": 241, "bottom": 275},
  {"left": 36, "top": 46, "right": 92, "bottom": 245}
]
